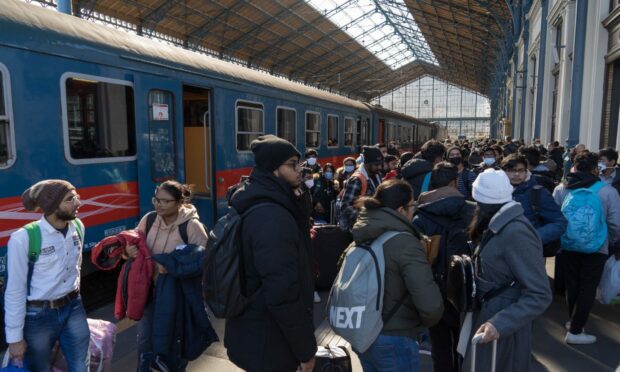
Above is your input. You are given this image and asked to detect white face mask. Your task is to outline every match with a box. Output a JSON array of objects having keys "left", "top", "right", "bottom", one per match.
[
  {"left": 598, "top": 162, "right": 608, "bottom": 173},
  {"left": 304, "top": 179, "right": 315, "bottom": 189},
  {"left": 483, "top": 157, "right": 496, "bottom": 166},
  {"left": 307, "top": 157, "right": 317, "bottom": 166}
]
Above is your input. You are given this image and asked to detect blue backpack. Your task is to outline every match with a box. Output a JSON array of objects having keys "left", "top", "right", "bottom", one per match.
[{"left": 560, "top": 182, "right": 607, "bottom": 253}]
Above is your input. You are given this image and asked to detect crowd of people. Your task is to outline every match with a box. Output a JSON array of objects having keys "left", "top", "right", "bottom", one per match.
[{"left": 4, "top": 134, "right": 620, "bottom": 372}]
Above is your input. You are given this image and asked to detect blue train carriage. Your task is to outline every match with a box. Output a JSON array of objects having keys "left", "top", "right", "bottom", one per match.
[
  {"left": 0, "top": 0, "right": 375, "bottom": 282},
  {"left": 367, "top": 104, "right": 439, "bottom": 154}
]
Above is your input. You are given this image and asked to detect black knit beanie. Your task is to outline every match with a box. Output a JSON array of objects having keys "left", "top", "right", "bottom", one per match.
[
  {"left": 251, "top": 135, "right": 301, "bottom": 172},
  {"left": 362, "top": 146, "right": 384, "bottom": 165}
]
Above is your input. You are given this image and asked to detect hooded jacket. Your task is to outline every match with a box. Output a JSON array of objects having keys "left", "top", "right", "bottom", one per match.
[
  {"left": 401, "top": 158, "right": 433, "bottom": 200},
  {"left": 413, "top": 186, "right": 476, "bottom": 237},
  {"left": 352, "top": 207, "right": 444, "bottom": 338},
  {"left": 151, "top": 244, "right": 218, "bottom": 362},
  {"left": 553, "top": 171, "right": 620, "bottom": 255},
  {"left": 224, "top": 167, "right": 316, "bottom": 372},
  {"left": 91, "top": 230, "right": 153, "bottom": 321},
  {"left": 512, "top": 175, "right": 567, "bottom": 245},
  {"left": 136, "top": 204, "right": 208, "bottom": 255}
]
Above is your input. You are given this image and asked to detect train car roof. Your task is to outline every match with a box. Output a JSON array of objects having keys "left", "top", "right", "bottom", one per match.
[
  {"left": 364, "top": 104, "right": 434, "bottom": 127},
  {"left": 0, "top": 0, "right": 369, "bottom": 112}
]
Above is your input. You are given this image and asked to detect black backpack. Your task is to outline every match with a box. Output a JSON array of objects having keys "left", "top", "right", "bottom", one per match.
[
  {"left": 447, "top": 231, "right": 516, "bottom": 313},
  {"left": 202, "top": 202, "right": 274, "bottom": 319}
]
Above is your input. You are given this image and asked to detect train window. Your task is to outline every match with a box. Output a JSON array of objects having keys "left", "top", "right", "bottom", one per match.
[
  {"left": 327, "top": 115, "right": 339, "bottom": 147},
  {"left": 360, "top": 118, "right": 370, "bottom": 146},
  {"left": 236, "top": 101, "right": 264, "bottom": 152},
  {"left": 277, "top": 107, "right": 296, "bottom": 145},
  {"left": 148, "top": 90, "right": 176, "bottom": 182},
  {"left": 0, "top": 64, "right": 15, "bottom": 169},
  {"left": 63, "top": 75, "right": 136, "bottom": 163},
  {"left": 305, "top": 111, "right": 320, "bottom": 148},
  {"left": 344, "top": 117, "right": 355, "bottom": 147}
]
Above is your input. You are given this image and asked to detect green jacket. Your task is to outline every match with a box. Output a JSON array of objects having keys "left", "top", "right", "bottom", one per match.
[{"left": 351, "top": 207, "right": 444, "bottom": 338}]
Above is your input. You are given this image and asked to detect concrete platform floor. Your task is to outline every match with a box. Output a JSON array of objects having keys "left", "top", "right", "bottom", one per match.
[{"left": 91, "top": 257, "right": 620, "bottom": 371}]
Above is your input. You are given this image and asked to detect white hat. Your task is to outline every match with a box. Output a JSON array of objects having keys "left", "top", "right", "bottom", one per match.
[{"left": 472, "top": 169, "right": 514, "bottom": 204}]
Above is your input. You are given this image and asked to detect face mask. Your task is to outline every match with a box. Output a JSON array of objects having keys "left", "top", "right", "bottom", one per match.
[
  {"left": 483, "top": 157, "right": 495, "bottom": 166},
  {"left": 598, "top": 162, "right": 608, "bottom": 173},
  {"left": 307, "top": 157, "right": 317, "bottom": 166},
  {"left": 345, "top": 165, "right": 355, "bottom": 173},
  {"left": 324, "top": 172, "right": 333, "bottom": 180},
  {"left": 304, "top": 179, "right": 315, "bottom": 189},
  {"left": 449, "top": 157, "right": 462, "bottom": 166}
]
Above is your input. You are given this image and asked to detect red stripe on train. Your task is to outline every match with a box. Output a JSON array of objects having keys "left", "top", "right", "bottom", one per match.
[
  {"left": 0, "top": 182, "right": 140, "bottom": 246},
  {"left": 214, "top": 154, "right": 357, "bottom": 198}
]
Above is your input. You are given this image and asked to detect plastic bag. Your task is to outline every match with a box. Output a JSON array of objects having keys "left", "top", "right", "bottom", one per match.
[{"left": 597, "top": 256, "right": 620, "bottom": 304}]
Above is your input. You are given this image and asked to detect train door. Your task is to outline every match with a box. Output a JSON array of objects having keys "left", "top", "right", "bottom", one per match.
[
  {"left": 378, "top": 119, "right": 385, "bottom": 144},
  {"left": 134, "top": 76, "right": 181, "bottom": 219},
  {"left": 182, "top": 85, "right": 215, "bottom": 228}
]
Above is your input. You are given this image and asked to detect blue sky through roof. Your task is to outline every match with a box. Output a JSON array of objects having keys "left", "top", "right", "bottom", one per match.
[{"left": 307, "top": 0, "right": 438, "bottom": 69}]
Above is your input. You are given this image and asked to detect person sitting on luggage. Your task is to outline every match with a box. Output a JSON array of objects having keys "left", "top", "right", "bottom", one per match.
[
  {"left": 312, "top": 163, "right": 338, "bottom": 224},
  {"left": 5, "top": 180, "right": 89, "bottom": 372},
  {"left": 412, "top": 162, "right": 476, "bottom": 372},
  {"left": 552, "top": 151, "right": 620, "bottom": 344},
  {"left": 462, "top": 169, "right": 552, "bottom": 371},
  {"left": 335, "top": 157, "right": 357, "bottom": 189},
  {"left": 352, "top": 179, "right": 443, "bottom": 371},
  {"left": 338, "top": 146, "right": 384, "bottom": 231},
  {"left": 446, "top": 146, "right": 476, "bottom": 200},
  {"left": 501, "top": 154, "right": 567, "bottom": 255},
  {"left": 125, "top": 180, "right": 208, "bottom": 371}
]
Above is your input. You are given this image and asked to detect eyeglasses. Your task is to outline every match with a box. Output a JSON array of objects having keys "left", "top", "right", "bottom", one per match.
[
  {"left": 283, "top": 161, "right": 302, "bottom": 170},
  {"left": 505, "top": 169, "right": 527, "bottom": 175},
  {"left": 63, "top": 194, "right": 81, "bottom": 206},
  {"left": 152, "top": 196, "right": 177, "bottom": 205}
]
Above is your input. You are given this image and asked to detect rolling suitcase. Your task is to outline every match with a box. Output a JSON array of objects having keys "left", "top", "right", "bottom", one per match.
[
  {"left": 470, "top": 334, "right": 497, "bottom": 372},
  {"left": 311, "top": 225, "right": 352, "bottom": 289}
]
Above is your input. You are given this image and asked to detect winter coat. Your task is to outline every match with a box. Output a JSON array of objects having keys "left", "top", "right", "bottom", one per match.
[
  {"left": 150, "top": 244, "right": 218, "bottom": 362},
  {"left": 413, "top": 186, "right": 476, "bottom": 237},
  {"left": 456, "top": 168, "right": 477, "bottom": 200},
  {"left": 312, "top": 176, "right": 338, "bottom": 222},
  {"left": 352, "top": 207, "right": 444, "bottom": 338},
  {"left": 463, "top": 202, "right": 552, "bottom": 372},
  {"left": 91, "top": 230, "right": 153, "bottom": 321},
  {"left": 512, "top": 176, "right": 567, "bottom": 245},
  {"left": 225, "top": 167, "right": 317, "bottom": 372},
  {"left": 401, "top": 158, "right": 433, "bottom": 200},
  {"left": 553, "top": 171, "right": 620, "bottom": 255},
  {"left": 136, "top": 204, "right": 208, "bottom": 255}
]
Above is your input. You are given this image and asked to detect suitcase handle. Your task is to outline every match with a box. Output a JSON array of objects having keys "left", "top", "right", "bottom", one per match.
[{"left": 471, "top": 334, "right": 497, "bottom": 372}]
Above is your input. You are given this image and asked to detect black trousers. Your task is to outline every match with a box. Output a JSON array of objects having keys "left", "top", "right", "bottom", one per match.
[
  {"left": 563, "top": 251, "right": 607, "bottom": 334},
  {"left": 429, "top": 301, "right": 461, "bottom": 372}
]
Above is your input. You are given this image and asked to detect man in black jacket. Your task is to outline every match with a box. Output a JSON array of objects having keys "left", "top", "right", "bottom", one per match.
[
  {"left": 226, "top": 135, "right": 317, "bottom": 372},
  {"left": 412, "top": 162, "right": 476, "bottom": 372}
]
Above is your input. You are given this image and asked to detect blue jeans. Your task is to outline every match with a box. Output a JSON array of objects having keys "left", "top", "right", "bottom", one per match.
[
  {"left": 23, "top": 297, "right": 90, "bottom": 372},
  {"left": 358, "top": 334, "right": 420, "bottom": 372}
]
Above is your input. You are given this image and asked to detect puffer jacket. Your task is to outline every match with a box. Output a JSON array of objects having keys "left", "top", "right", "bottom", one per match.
[
  {"left": 512, "top": 175, "right": 567, "bottom": 245},
  {"left": 401, "top": 158, "right": 433, "bottom": 200},
  {"left": 91, "top": 230, "right": 153, "bottom": 321},
  {"left": 352, "top": 207, "right": 444, "bottom": 338},
  {"left": 150, "top": 244, "right": 218, "bottom": 362}
]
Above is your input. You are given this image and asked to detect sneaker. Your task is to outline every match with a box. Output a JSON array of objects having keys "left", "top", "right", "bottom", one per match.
[
  {"left": 565, "top": 331, "right": 597, "bottom": 345},
  {"left": 314, "top": 291, "right": 321, "bottom": 303}
]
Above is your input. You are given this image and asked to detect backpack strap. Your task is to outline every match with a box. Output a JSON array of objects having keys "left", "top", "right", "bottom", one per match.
[
  {"left": 72, "top": 218, "right": 84, "bottom": 245},
  {"left": 353, "top": 171, "right": 368, "bottom": 196},
  {"left": 421, "top": 171, "right": 432, "bottom": 193},
  {"left": 23, "top": 221, "right": 42, "bottom": 297},
  {"left": 145, "top": 211, "right": 157, "bottom": 237},
  {"left": 178, "top": 220, "right": 190, "bottom": 245}
]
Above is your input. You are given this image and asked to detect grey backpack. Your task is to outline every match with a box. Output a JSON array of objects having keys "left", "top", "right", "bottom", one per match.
[{"left": 327, "top": 231, "right": 410, "bottom": 353}]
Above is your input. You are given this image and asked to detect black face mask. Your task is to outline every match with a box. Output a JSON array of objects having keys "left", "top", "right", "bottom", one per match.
[{"left": 448, "top": 157, "right": 462, "bottom": 166}]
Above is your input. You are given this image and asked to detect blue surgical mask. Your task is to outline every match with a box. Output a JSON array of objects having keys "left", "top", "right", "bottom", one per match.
[
  {"left": 304, "top": 179, "right": 315, "bottom": 189},
  {"left": 307, "top": 157, "right": 317, "bottom": 166},
  {"left": 483, "top": 157, "right": 495, "bottom": 166},
  {"left": 324, "top": 172, "right": 333, "bottom": 180},
  {"left": 345, "top": 165, "right": 355, "bottom": 173}
]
